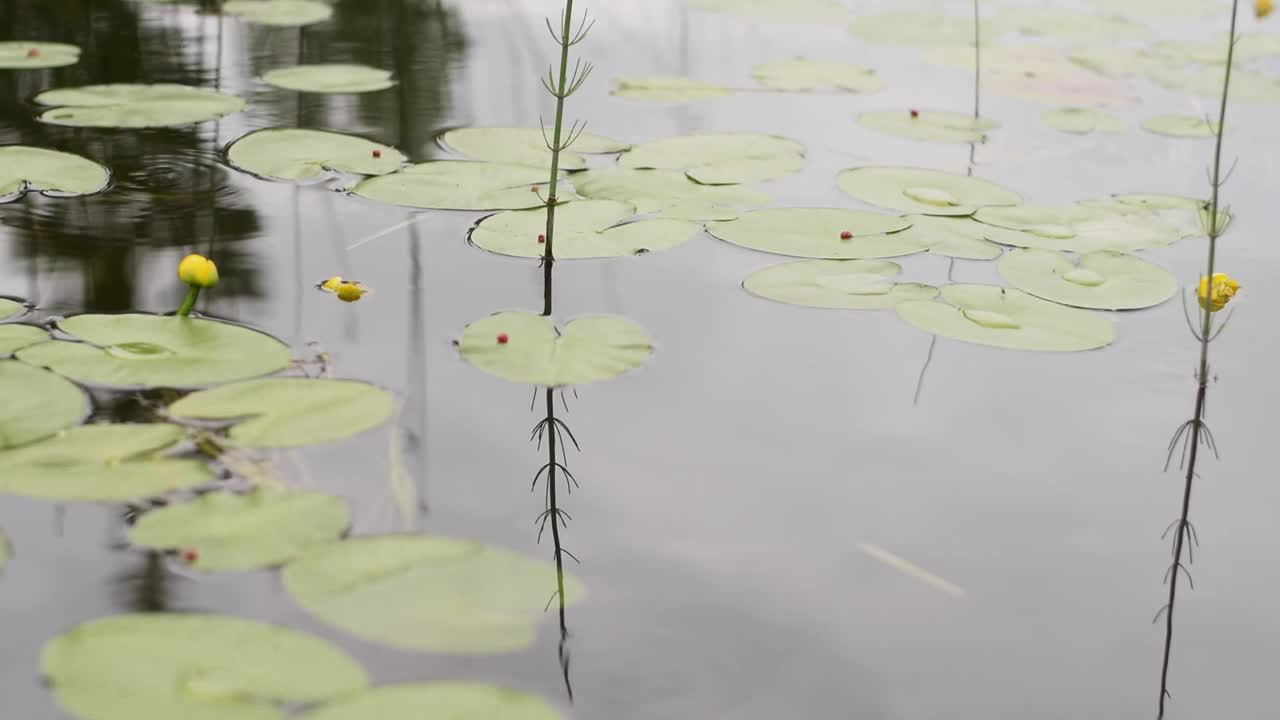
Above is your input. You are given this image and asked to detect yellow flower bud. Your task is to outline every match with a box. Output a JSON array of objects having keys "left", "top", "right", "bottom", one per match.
[
  {"left": 336, "top": 281, "right": 368, "bottom": 303},
  {"left": 319, "top": 276, "right": 344, "bottom": 292},
  {"left": 177, "top": 254, "right": 219, "bottom": 289},
  {"left": 1197, "top": 272, "right": 1240, "bottom": 312},
  {"left": 1258, "top": 0, "right": 1275, "bottom": 19}
]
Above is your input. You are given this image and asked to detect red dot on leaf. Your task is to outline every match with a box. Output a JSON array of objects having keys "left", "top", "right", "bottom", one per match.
[
  {"left": 909, "top": 109, "right": 920, "bottom": 118},
  {"left": 372, "top": 149, "right": 382, "bottom": 158},
  {"left": 537, "top": 234, "right": 546, "bottom": 244},
  {"left": 182, "top": 549, "right": 199, "bottom": 564},
  {"left": 497, "top": 333, "right": 509, "bottom": 345},
  {"left": 26, "top": 48, "right": 40, "bottom": 58},
  {"left": 840, "top": 231, "right": 853, "bottom": 240}
]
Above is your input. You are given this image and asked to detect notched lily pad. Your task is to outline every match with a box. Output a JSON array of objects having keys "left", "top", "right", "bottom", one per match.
[
  {"left": 837, "top": 166, "right": 1020, "bottom": 216},
  {"left": 570, "top": 168, "right": 767, "bottom": 220},
  {"left": 0, "top": 324, "right": 47, "bottom": 356},
  {"left": 130, "top": 486, "right": 350, "bottom": 570},
  {"left": 850, "top": 13, "right": 993, "bottom": 47},
  {"left": 283, "top": 535, "right": 585, "bottom": 654},
  {"left": 223, "top": 0, "right": 333, "bottom": 26},
  {"left": 1042, "top": 107, "right": 1126, "bottom": 134},
  {"left": 753, "top": 58, "right": 883, "bottom": 93},
  {"left": 35, "top": 84, "right": 245, "bottom": 128},
  {"left": 262, "top": 64, "right": 395, "bottom": 93},
  {"left": 0, "top": 361, "right": 87, "bottom": 451},
  {"left": 440, "top": 127, "right": 628, "bottom": 171},
  {"left": 298, "top": 683, "right": 564, "bottom": 720},
  {"left": 619, "top": 133, "right": 805, "bottom": 185},
  {"left": 458, "top": 312, "right": 651, "bottom": 387},
  {"left": 998, "top": 248, "right": 1177, "bottom": 310},
  {"left": 470, "top": 200, "right": 700, "bottom": 259},
  {"left": 227, "top": 129, "right": 403, "bottom": 183},
  {"left": 858, "top": 110, "right": 999, "bottom": 144},
  {"left": 0, "top": 298, "right": 29, "bottom": 322},
  {"left": 167, "top": 378, "right": 395, "bottom": 449},
  {"left": 41, "top": 613, "right": 367, "bottom": 720},
  {"left": 15, "top": 314, "right": 291, "bottom": 389},
  {"left": 890, "top": 215, "right": 1015, "bottom": 260},
  {"left": 351, "top": 161, "right": 549, "bottom": 211},
  {"left": 611, "top": 76, "right": 732, "bottom": 103},
  {"left": 0, "top": 146, "right": 111, "bottom": 202},
  {"left": 0, "top": 424, "right": 211, "bottom": 502},
  {"left": 744, "top": 259, "right": 938, "bottom": 310},
  {"left": 1142, "top": 114, "right": 1217, "bottom": 138},
  {"left": 974, "top": 204, "right": 1182, "bottom": 252},
  {"left": 0, "top": 41, "right": 80, "bottom": 69},
  {"left": 708, "top": 208, "right": 918, "bottom": 259},
  {"left": 896, "top": 284, "right": 1116, "bottom": 352}
]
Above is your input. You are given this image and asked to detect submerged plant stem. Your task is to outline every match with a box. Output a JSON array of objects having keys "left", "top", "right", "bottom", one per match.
[
  {"left": 1157, "top": 1, "right": 1238, "bottom": 716},
  {"left": 542, "top": 0, "right": 577, "bottom": 317},
  {"left": 543, "top": 387, "right": 573, "bottom": 700},
  {"left": 176, "top": 287, "right": 200, "bottom": 317}
]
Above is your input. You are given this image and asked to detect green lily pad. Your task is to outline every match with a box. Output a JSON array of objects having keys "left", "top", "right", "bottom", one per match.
[
  {"left": 0, "top": 146, "right": 111, "bottom": 201},
  {"left": 167, "top": 378, "right": 394, "bottom": 449},
  {"left": 1151, "top": 35, "right": 1280, "bottom": 65},
  {"left": 858, "top": 110, "right": 999, "bottom": 144},
  {"left": 223, "top": 0, "right": 333, "bottom": 26},
  {"left": 611, "top": 76, "right": 732, "bottom": 103},
  {"left": 440, "top": 127, "right": 629, "bottom": 171},
  {"left": 458, "top": 312, "right": 651, "bottom": 387},
  {"left": 849, "top": 13, "right": 992, "bottom": 47},
  {"left": 0, "top": 424, "right": 212, "bottom": 502},
  {"left": 0, "top": 298, "right": 26, "bottom": 321},
  {"left": 570, "top": 168, "right": 767, "bottom": 220},
  {"left": 987, "top": 69, "right": 1140, "bottom": 107},
  {"left": 890, "top": 215, "right": 1019, "bottom": 260},
  {"left": 998, "top": 248, "right": 1177, "bottom": 310},
  {"left": 618, "top": 133, "right": 805, "bottom": 185},
  {"left": 41, "top": 613, "right": 367, "bottom": 720},
  {"left": 837, "top": 166, "right": 1020, "bottom": 217},
  {"left": 1141, "top": 114, "right": 1217, "bottom": 138},
  {"left": 130, "top": 487, "right": 349, "bottom": 570},
  {"left": 687, "top": 0, "right": 849, "bottom": 23},
  {"left": 227, "top": 129, "right": 403, "bottom": 183},
  {"left": 744, "top": 259, "right": 939, "bottom": 310},
  {"left": 0, "top": 361, "right": 87, "bottom": 451},
  {"left": 896, "top": 284, "right": 1116, "bottom": 352},
  {"left": 283, "top": 535, "right": 585, "bottom": 654},
  {"left": 36, "top": 84, "right": 245, "bottom": 128},
  {"left": 470, "top": 200, "right": 700, "bottom": 259},
  {"left": 1106, "top": 193, "right": 1204, "bottom": 211},
  {"left": 752, "top": 58, "right": 883, "bottom": 92},
  {"left": 1067, "top": 47, "right": 1171, "bottom": 77},
  {"left": 1042, "top": 107, "right": 1126, "bottom": 134},
  {"left": 15, "top": 314, "right": 292, "bottom": 390},
  {"left": 299, "top": 683, "right": 563, "bottom": 720},
  {"left": 351, "top": 161, "right": 549, "bottom": 210},
  {"left": 0, "top": 41, "right": 80, "bottom": 69},
  {"left": 261, "top": 64, "right": 394, "bottom": 93},
  {"left": 1148, "top": 66, "right": 1280, "bottom": 104},
  {"left": 0, "top": 324, "right": 47, "bottom": 356},
  {"left": 974, "top": 205, "right": 1182, "bottom": 252},
  {"left": 1082, "top": 0, "right": 1215, "bottom": 19},
  {"left": 708, "top": 208, "right": 918, "bottom": 259},
  {"left": 998, "top": 8, "right": 1153, "bottom": 43}
]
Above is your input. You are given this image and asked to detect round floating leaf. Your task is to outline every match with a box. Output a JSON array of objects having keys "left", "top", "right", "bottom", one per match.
[
  {"left": 41, "top": 613, "right": 367, "bottom": 720},
  {"left": 0, "top": 361, "right": 86, "bottom": 451},
  {"left": 890, "top": 215, "right": 1019, "bottom": 260},
  {"left": 299, "top": 683, "right": 563, "bottom": 720},
  {"left": 974, "top": 204, "right": 1182, "bottom": 252},
  {"left": 687, "top": 0, "right": 849, "bottom": 23},
  {"left": 167, "top": 378, "right": 394, "bottom": 449},
  {"left": 837, "top": 166, "right": 1019, "bottom": 217},
  {"left": 619, "top": 133, "right": 805, "bottom": 185},
  {"left": 1067, "top": 47, "right": 1171, "bottom": 77},
  {"left": 752, "top": 58, "right": 883, "bottom": 92},
  {"left": 0, "top": 146, "right": 111, "bottom": 202},
  {"left": 0, "top": 424, "right": 211, "bottom": 502},
  {"left": 570, "top": 168, "right": 767, "bottom": 220},
  {"left": 283, "top": 535, "right": 585, "bottom": 654},
  {"left": 1083, "top": 0, "right": 1215, "bottom": 19},
  {"left": 223, "top": 0, "right": 333, "bottom": 26},
  {"left": 1148, "top": 66, "right": 1280, "bottom": 103},
  {"left": 130, "top": 487, "right": 349, "bottom": 570},
  {"left": 0, "top": 298, "right": 26, "bottom": 321},
  {"left": 998, "top": 8, "right": 1153, "bottom": 43},
  {"left": 0, "top": 325, "right": 47, "bottom": 356},
  {"left": 709, "top": 208, "right": 917, "bottom": 259},
  {"left": 227, "top": 129, "right": 403, "bottom": 183},
  {"left": 744, "top": 259, "right": 938, "bottom": 310},
  {"left": 1107, "top": 193, "right": 1203, "bottom": 211},
  {"left": 440, "top": 127, "right": 628, "bottom": 171},
  {"left": 0, "top": 41, "right": 80, "bottom": 69},
  {"left": 1142, "top": 114, "right": 1217, "bottom": 138},
  {"left": 261, "top": 64, "right": 394, "bottom": 93},
  {"left": 611, "top": 76, "right": 732, "bottom": 103},
  {"left": 470, "top": 200, "right": 700, "bottom": 259},
  {"left": 858, "top": 110, "right": 999, "bottom": 144},
  {"left": 1042, "top": 107, "right": 1126, "bottom": 134},
  {"left": 36, "top": 84, "right": 244, "bottom": 128},
  {"left": 987, "top": 70, "right": 1140, "bottom": 107},
  {"left": 850, "top": 13, "right": 996, "bottom": 47},
  {"left": 15, "top": 314, "right": 291, "bottom": 390},
  {"left": 458, "top": 312, "right": 651, "bottom": 387},
  {"left": 896, "top": 284, "right": 1116, "bottom": 352},
  {"left": 1152, "top": 34, "right": 1280, "bottom": 64},
  {"left": 998, "top": 248, "right": 1177, "bottom": 310},
  {"left": 351, "top": 161, "right": 548, "bottom": 211}
]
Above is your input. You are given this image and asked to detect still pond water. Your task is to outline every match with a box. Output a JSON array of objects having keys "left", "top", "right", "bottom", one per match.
[{"left": 2, "top": 0, "right": 1280, "bottom": 717}]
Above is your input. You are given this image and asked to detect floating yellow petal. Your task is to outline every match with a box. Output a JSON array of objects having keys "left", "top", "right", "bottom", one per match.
[
  {"left": 318, "top": 276, "right": 344, "bottom": 292},
  {"left": 177, "top": 254, "right": 219, "bottom": 288},
  {"left": 1258, "top": 0, "right": 1275, "bottom": 19},
  {"left": 1197, "top": 272, "right": 1240, "bottom": 312}
]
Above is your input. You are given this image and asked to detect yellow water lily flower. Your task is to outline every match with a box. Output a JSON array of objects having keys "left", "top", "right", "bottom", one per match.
[
  {"left": 177, "top": 254, "right": 219, "bottom": 288},
  {"left": 1258, "top": 0, "right": 1275, "bottom": 19},
  {"left": 318, "top": 276, "right": 344, "bottom": 292},
  {"left": 335, "top": 282, "right": 368, "bottom": 303},
  {"left": 1197, "top": 272, "right": 1240, "bottom": 312}
]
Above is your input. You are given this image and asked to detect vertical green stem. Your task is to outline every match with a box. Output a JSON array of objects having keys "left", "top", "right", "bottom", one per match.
[
  {"left": 542, "top": 0, "right": 576, "bottom": 317},
  {"left": 972, "top": 0, "right": 981, "bottom": 120},
  {"left": 1157, "top": 2, "right": 1238, "bottom": 716},
  {"left": 176, "top": 287, "right": 200, "bottom": 317}
]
